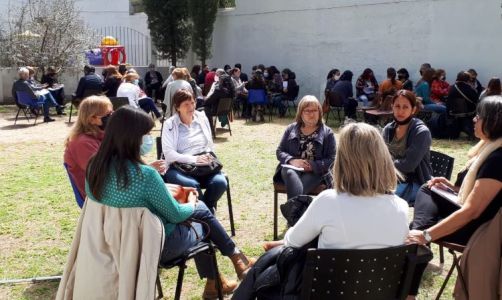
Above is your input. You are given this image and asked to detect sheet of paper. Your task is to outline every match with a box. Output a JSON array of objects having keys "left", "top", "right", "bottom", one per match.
[{"left": 281, "top": 164, "right": 304, "bottom": 172}]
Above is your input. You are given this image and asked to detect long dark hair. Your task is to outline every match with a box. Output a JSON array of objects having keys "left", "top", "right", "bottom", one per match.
[
  {"left": 86, "top": 106, "right": 155, "bottom": 200},
  {"left": 387, "top": 67, "right": 397, "bottom": 85}
]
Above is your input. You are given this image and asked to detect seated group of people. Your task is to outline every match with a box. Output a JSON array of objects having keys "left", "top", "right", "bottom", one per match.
[
  {"left": 12, "top": 66, "right": 66, "bottom": 122},
  {"left": 324, "top": 64, "right": 497, "bottom": 140},
  {"left": 59, "top": 77, "right": 502, "bottom": 297}
]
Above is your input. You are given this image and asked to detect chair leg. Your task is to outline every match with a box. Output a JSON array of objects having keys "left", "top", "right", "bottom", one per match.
[
  {"left": 209, "top": 245, "right": 224, "bottom": 300},
  {"left": 174, "top": 263, "right": 186, "bottom": 300},
  {"left": 439, "top": 245, "right": 444, "bottom": 264},
  {"left": 22, "top": 108, "right": 31, "bottom": 122},
  {"left": 156, "top": 272, "right": 164, "bottom": 299},
  {"left": 68, "top": 103, "right": 73, "bottom": 123},
  {"left": 14, "top": 108, "right": 21, "bottom": 125},
  {"left": 273, "top": 191, "right": 278, "bottom": 240},
  {"left": 452, "top": 252, "right": 468, "bottom": 298},
  {"left": 225, "top": 176, "right": 235, "bottom": 236},
  {"left": 435, "top": 249, "right": 461, "bottom": 300},
  {"left": 227, "top": 114, "right": 232, "bottom": 136}
]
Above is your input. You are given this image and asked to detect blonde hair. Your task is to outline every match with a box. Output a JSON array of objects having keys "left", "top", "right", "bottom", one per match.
[
  {"left": 181, "top": 67, "right": 192, "bottom": 81},
  {"left": 171, "top": 68, "right": 184, "bottom": 80},
  {"left": 64, "top": 96, "right": 112, "bottom": 147},
  {"left": 334, "top": 123, "right": 398, "bottom": 196},
  {"left": 295, "top": 95, "right": 323, "bottom": 126},
  {"left": 123, "top": 72, "right": 139, "bottom": 82}
]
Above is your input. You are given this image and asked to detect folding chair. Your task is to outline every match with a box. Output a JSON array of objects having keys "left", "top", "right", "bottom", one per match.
[
  {"left": 156, "top": 136, "right": 235, "bottom": 236},
  {"left": 108, "top": 96, "right": 129, "bottom": 110},
  {"left": 300, "top": 244, "right": 426, "bottom": 300},
  {"left": 285, "top": 85, "right": 300, "bottom": 116},
  {"left": 63, "top": 163, "right": 85, "bottom": 208},
  {"left": 15, "top": 91, "right": 44, "bottom": 125},
  {"left": 324, "top": 90, "right": 344, "bottom": 122},
  {"left": 212, "top": 97, "right": 233, "bottom": 138},
  {"left": 68, "top": 89, "right": 103, "bottom": 123},
  {"left": 433, "top": 241, "right": 466, "bottom": 300},
  {"left": 273, "top": 182, "right": 326, "bottom": 240},
  {"left": 429, "top": 150, "right": 455, "bottom": 264},
  {"left": 156, "top": 242, "right": 223, "bottom": 300}
]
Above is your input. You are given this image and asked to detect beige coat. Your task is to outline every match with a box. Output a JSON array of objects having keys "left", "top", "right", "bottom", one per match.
[
  {"left": 454, "top": 208, "right": 502, "bottom": 300},
  {"left": 56, "top": 199, "right": 165, "bottom": 300}
]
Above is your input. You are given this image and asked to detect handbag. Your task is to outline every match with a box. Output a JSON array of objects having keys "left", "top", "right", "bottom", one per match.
[
  {"left": 171, "top": 152, "right": 223, "bottom": 177},
  {"left": 280, "top": 195, "right": 313, "bottom": 227}
]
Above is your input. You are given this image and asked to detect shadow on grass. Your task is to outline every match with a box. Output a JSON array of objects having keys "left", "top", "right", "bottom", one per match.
[
  {"left": 22, "top": 281, "right": 59, "bottom": 300},
  {"left": 0, "top": 123, "right": 35, "bottom": 130}
]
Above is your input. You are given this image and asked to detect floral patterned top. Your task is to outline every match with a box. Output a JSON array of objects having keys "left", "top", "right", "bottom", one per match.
[{"left": 299, "top": 129, "right": 319, "bottom": 161}]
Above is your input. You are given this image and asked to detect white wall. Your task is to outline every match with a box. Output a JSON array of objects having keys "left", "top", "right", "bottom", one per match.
[{"left": 209, "top": 0, "right": 502, "bottom": 100}]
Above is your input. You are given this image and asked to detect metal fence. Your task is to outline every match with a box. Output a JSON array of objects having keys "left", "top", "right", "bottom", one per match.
[{"left": 95, "top": 26, "right": 151, "bottom": 66}]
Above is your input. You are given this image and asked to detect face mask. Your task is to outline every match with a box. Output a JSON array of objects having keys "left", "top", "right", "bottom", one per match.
[
  {"left": 264, "top": 72, "right": 269, "bottom": 77},
  {"left": 334, "top": 75, "right": 341, "bottom": 80},
  {"left": 133, "top": 79, "right": 139, "bottom": 85},
  {"left": 394, "top": 114, "right": 413, "bottom": 126},
  {"left": 214, "top": 75, "right": 219, "bottom": 82},
  {"left": 99, "top": 113, "right": 111, "bottom": 130},
  {"left": 140, "top": 134, "right": 154, "bottom": 155}
]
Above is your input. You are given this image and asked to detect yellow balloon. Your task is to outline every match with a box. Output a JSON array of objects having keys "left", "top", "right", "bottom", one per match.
[{"left": 101, "top": 36, "right": 118, "bottom": 46}]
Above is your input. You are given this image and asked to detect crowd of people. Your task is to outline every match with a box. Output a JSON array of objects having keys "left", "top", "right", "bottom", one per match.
[{"left": 50, "top": 59, "right": 502, "bottom": 299}]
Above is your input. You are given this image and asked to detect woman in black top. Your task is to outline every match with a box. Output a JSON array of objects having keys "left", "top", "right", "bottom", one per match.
[
  {"left": 102, "top": 65, "right": 122, "bottom": 98},
  {"left": 204, "top": 74, "right": 235, "bottom": 136}
]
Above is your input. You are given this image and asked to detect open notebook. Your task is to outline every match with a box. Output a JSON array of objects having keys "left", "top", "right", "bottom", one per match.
[{"left": 431, "top": 186, "right": 461, "bottom": 208}]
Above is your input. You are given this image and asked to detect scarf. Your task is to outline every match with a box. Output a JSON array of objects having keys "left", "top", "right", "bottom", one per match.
[{"left": 458, "top": 138, "right": 502, "bottom": 204}]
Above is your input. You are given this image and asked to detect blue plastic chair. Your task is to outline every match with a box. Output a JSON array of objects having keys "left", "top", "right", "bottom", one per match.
[
  {"left": 247, "top": 89, "right": 271, "bottom": 121},
  {"left": 63, "top": 163, "right": 85, "bottom": 208},
  {"left": 15, "top": 91, "right": 44, "bottom": 125}
]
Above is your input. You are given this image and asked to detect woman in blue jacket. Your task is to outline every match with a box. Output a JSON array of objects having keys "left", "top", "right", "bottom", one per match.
[
  {"left": 274, "top": 95, "right": 336, "bottom": 200},
  {"left": 383, "top": 90, "right": 432, "bottom": 205}
]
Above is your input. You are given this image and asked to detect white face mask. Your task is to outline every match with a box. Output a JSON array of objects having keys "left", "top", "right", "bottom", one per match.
[
  {"left": 264, "top": 72, "right": 269, "bottom": 77},
  {"left": 214, "top": 75, "right": 219, "bottom": 82},
  {"left": 334, "top": 75, "right": 341, "bottom": 80}
]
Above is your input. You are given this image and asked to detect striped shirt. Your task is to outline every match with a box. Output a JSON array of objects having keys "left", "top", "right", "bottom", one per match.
[{"left": 177, "top": 118, "right": 210, "bottom": 155}]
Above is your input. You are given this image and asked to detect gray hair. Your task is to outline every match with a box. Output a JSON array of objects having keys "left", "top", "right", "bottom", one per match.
[
  {"left": 18, "top": 67, "right": 29, "bottom": 76},
  {"left": 477, "top": 96, "right": 502, "bottom": 140}
]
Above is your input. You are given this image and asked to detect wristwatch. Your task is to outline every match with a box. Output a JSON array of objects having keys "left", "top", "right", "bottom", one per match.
[{"left": 422, "top": 230, "right": 432, "bottom": 243}]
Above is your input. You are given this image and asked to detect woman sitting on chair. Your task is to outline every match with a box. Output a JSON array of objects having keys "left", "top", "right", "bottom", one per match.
[
  {"left": 204, "top": 74, "right": 235, "bottom": 136},
  {"left": 382, "top": 90, "right": 432, "bottom": 206},
  {"left": 86, "top": 106, "right": 254, "bottom": 298},
  {"left": 274, "top": 95, "right": 336, "bottom": 200},
  {"left": 406, "top": 96, "right": 502, "bottom": 299},
  {"left": 117, "top": 72, "right": 162, "bottom": 119},
  {"left": 162, "top": 89, "right": 228, "bottom": 213},
  {"left": 255, "top": 123, "right": 411, "bottom": 297}
]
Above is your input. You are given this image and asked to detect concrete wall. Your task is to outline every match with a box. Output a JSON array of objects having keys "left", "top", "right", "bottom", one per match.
[
  {"left": 209, "top": 0, "right": 502, "bottom": 100},
  {"left": 0, "top": 66, "right": 171, "bottom": 103}
]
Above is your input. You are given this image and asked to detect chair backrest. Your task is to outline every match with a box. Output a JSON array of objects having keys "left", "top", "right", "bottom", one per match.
[
  {"left": 82, "top": 88, "right": 103, "bottom": 98},
  {"left": 326, "top": 91, "right": 344, "bottom": 108},
  {"left": 16, "top": 91, "right": 37, "bottom": 107},
  {"left": 248, "top": 89, "right": 268, "bottom": 105},
  {"left": 215, "top": 97, "right": 233, "bottom": 116},
  {"left": 300, "top": 244, "right": 419, "bottom": 300},
  {"left": 109, "top": 97, "right": 130, "bottom": 110},
  {"left": 430, "top": 150, "right": 454, "bottom": 180},
  {"left": 290, "top": 84, "right": 300, "bottom": 100},
  {"left": 156, "top": 136, "right": 163, "bottom": 160},
  {"left": 63, "top": 163, "right": 85, "bottom": 208}
]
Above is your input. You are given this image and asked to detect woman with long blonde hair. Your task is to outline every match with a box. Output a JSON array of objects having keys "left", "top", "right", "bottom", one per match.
[{"left": 64, "top": 96, "right": 113, "bottom": 199}]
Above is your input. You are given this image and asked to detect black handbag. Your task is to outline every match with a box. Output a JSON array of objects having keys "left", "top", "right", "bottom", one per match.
[
  {"left": 171, "top": 152, "right": 223, "bottom": 177},
  {"left": 280, "top": 195, "right": 313, "bottom": 227}
]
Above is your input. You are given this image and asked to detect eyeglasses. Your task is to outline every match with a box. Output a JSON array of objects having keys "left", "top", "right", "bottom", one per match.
[{"left": 302, "top": 109, "right": 318, "bottom": 114}]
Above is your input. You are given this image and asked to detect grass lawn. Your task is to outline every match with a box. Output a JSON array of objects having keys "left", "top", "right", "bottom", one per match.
[{"left": 0, "top": 105, "right": 476, "bottom": 299}]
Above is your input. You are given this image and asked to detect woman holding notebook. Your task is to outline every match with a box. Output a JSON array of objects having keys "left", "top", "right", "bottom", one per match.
[{"left": 274, "top": 95, "right": 336, "bottom": 200}]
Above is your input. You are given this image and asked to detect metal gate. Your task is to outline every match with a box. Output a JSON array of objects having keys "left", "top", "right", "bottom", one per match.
[{"left": 95, "top": 26, "right": 151, "bottom": 66}]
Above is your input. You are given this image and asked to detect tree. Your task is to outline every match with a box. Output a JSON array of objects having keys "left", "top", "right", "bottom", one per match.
[
  {"left": 189, "top": 0, "right": 218, "bottom": 66},
  {"left": 0, "top": 0, "right": 96, "bottom": 72},
  {"left": 143, "top": 0, "right": 192, "bottom": 66}
]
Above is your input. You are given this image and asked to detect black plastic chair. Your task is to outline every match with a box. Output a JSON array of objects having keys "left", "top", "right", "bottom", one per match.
[
  {"left": 212, "top": 97, "right": 233, "bottom": 138},
  {"left": 68, "top": 89, "right": 103, "bottom": 123},
  {"left": 324, "top": 90, "right": 344, "bottom": 122},
  {"left": 430, "top": 150, "right": 454, "bottom": 181},
  {"left": 285, "top": 85, "right": 300, "bottom": 116},
  {"left": 300, "top": 244, "right": 422, "bottom": 300},
  {"left": 108, "top": 96, "right": 129, "bottom": 110},
  {"left": 155, "top": 136, "right": 235, "bottom": 236},
  {"left": 156, "top": 242, "right": 223, "bottom": 300}
]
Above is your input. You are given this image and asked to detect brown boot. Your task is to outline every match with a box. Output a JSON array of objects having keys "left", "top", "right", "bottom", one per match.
[
  {"left": 202, "top": 275, "right": 238, "bottom": 299},
  {"left": 230, "top": 252, "right": 256, "bottom": 280}
]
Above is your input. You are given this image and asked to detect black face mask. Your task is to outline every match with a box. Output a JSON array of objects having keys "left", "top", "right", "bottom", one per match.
[
  {"left": 99, "top": 114, "right": 111, "bottom": 130},
  {"left": 394, "top": 114, "right": 413, "bottom": 126}
]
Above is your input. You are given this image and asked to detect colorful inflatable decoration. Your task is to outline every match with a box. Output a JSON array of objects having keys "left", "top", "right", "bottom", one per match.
[
  {"left": 101, "top": 36, "right": 118, "bottom": 46},
  {"left": 97, "top": 36, "right": 126, "bottom": 65}
]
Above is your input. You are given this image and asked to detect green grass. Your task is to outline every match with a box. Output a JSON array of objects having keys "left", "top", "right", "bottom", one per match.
[{"left": 0, "top": 107, "right": 474, "bottom": 299}]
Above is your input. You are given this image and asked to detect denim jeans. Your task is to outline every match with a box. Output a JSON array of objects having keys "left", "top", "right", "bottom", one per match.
[
  {"left": 164, "top": 168, "right": 227, "bottom": 213},
  {"left": 358, "top": 95, "right": 369, "bottom": 107},
  {"left": 160, "top": 201, "right": 236, "bottom": 279},
  {"left": 272, "top": 95, "right": 287, "bottom": 116},
  {"left": 395, "top": 182, "right": 421, "bottom": 206},
  {"left": 37, "top": 93, "right": 58, "bottom": 118},
  {"left": 281, "top": 168, "right": 323, "bottom": 200},
  {"left": 423, "top": 103, "right": 447, "bottom": 114},
  {"left": 138, "top": 97, "right": 161, "bottom": 118}
]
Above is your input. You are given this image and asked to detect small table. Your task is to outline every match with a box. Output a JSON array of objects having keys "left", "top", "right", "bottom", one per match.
[{"left": 364, "top": 109, "right": 393, "bottom": 126}]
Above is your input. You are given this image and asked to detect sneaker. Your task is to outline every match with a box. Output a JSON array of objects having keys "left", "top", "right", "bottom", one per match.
[{"left": 44, "top": 117, "right": 55, "bottom": 123}]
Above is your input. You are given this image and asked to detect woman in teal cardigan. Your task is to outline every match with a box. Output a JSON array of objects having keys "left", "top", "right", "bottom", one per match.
[
  {"left": 415, "top": 68, "right": 446, "bottom": 113},
  {"left": 85, "top": 106, "right": 253, "bottom": 299}
]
